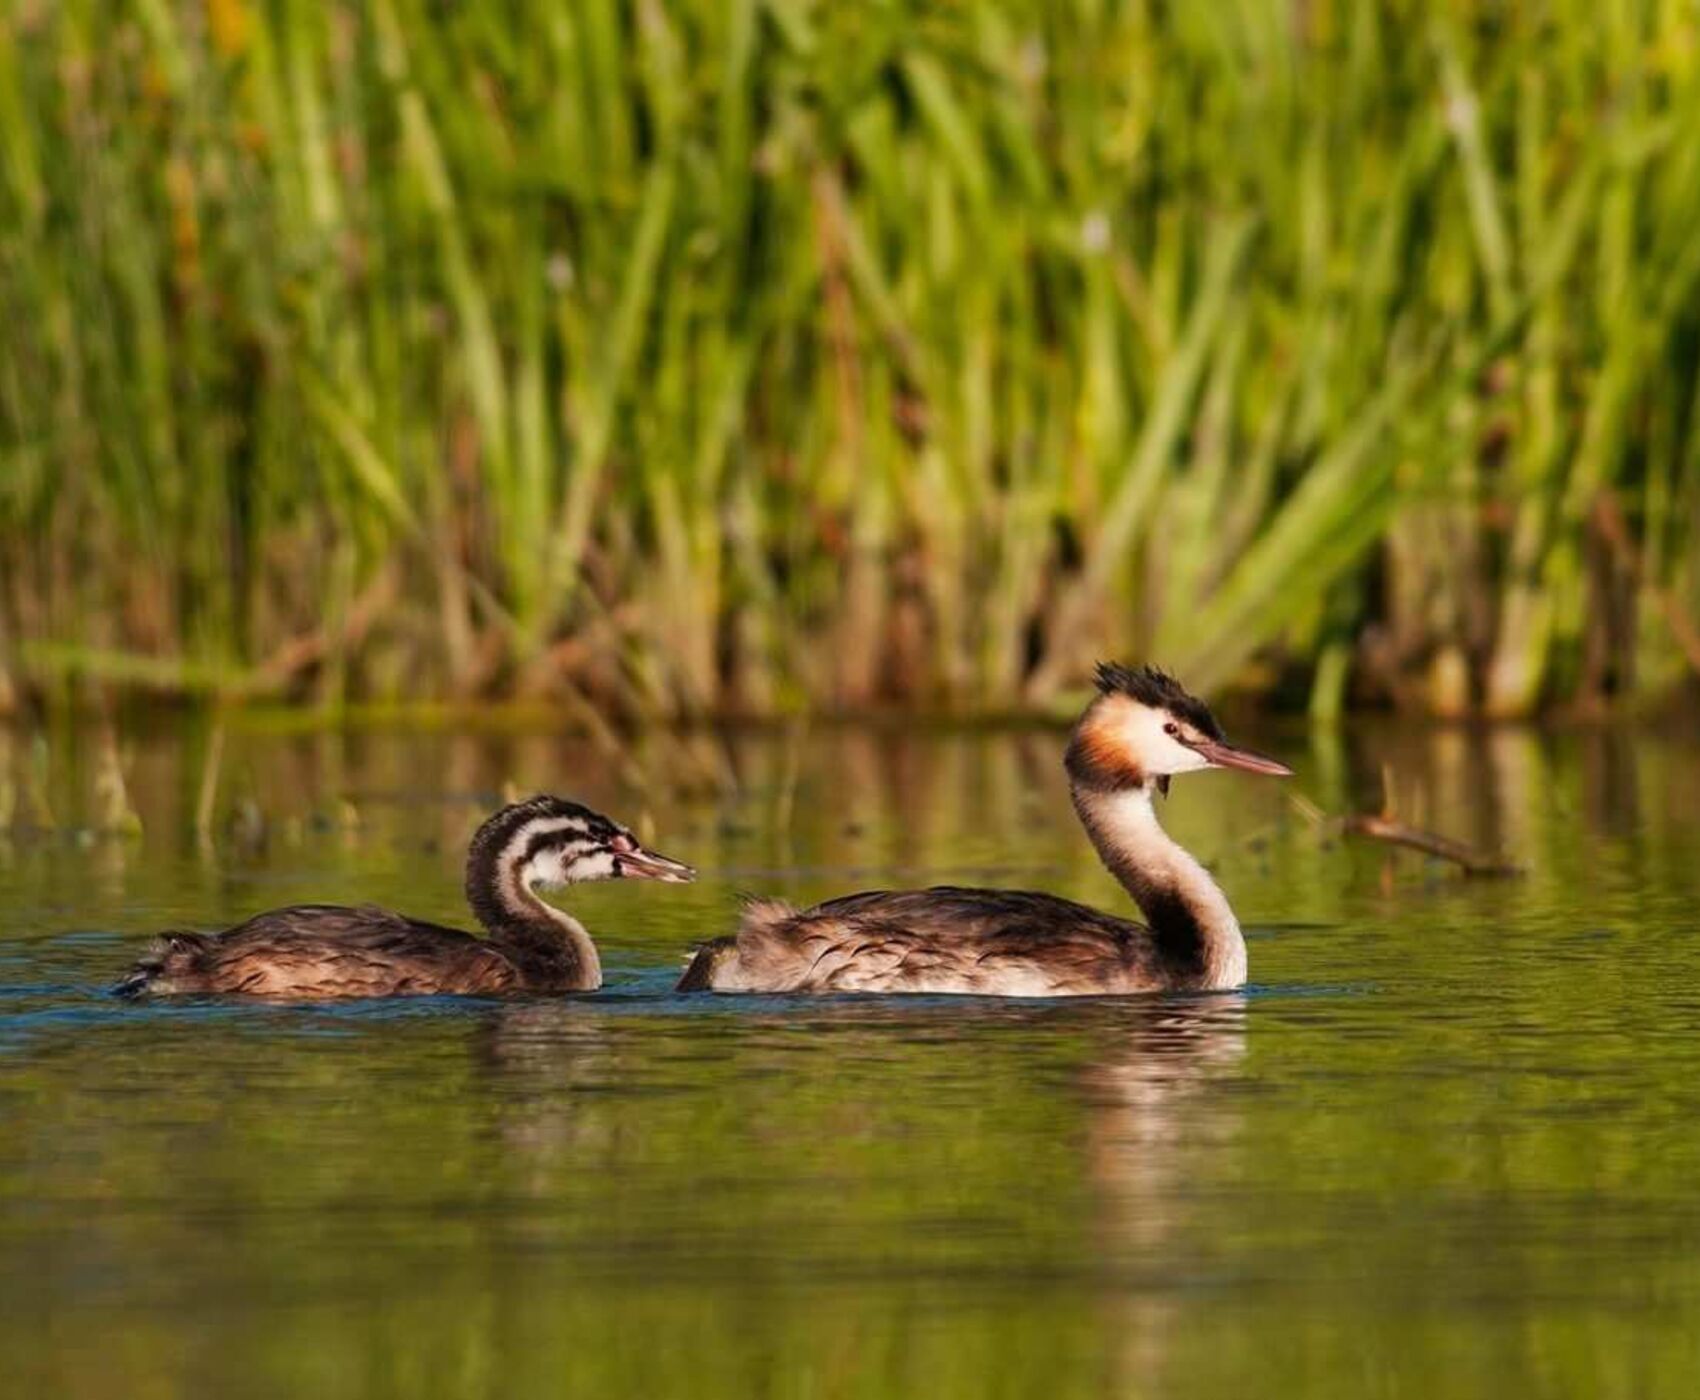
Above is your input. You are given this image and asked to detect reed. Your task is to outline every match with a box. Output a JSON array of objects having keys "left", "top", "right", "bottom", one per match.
[{"left": 2, "top": 1, "right": 1699, "bottom": 718}]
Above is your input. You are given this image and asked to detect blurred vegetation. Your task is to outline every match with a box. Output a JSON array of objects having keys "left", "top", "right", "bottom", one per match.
[{"left": 2, "top": 0, "right": 1700, "bottom": 719}]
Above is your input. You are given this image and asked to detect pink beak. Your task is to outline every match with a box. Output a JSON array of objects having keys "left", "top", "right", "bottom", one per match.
[
  {"left": 614, "top": 845, "right": 697, "bottom": 882},
  {"left": 1191, "top": 738, "right": 1293, "bottom": 777}
]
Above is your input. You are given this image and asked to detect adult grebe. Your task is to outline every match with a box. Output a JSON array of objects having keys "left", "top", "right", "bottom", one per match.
[
  {"left": 677, "top": 665, "right": 1290, "bottom": 996},
  {"left": 113, "top": 795, "right": 694, "bottom": 999}
]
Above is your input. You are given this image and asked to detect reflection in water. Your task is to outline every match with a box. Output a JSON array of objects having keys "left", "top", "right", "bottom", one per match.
[
  {"left": 1084, "top": 997, "right": 1248, "bottom": 1177},
  {"left": 1082, "top": 998, "right": 1247, "bottom": 1392},
  {"left": 474, "top": 1003, "right": 617, "bottom": 1169},
  {"left": 1577, "top": 724, "right": 1641, "bottom": 836},
  {"left": 4, "top": 717, "right": 1700, "bottom": 1395}
]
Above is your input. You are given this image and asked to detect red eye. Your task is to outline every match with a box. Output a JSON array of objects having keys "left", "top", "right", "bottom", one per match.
[{"left": 1164, "top": 722, "right": 1180, "bottom": 737}]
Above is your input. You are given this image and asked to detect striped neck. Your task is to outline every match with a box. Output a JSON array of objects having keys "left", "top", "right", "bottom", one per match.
[{"left": 463, "top": 800, "right": 604, "bottom": 990}]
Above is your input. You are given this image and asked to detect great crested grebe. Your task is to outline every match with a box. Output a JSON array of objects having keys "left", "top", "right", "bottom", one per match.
[
  {"left": 677, "top": 665, "right": 1291, "bottom": 997},
  {"left": 113, "top": 795, "right": 693, "bottom": 999}
]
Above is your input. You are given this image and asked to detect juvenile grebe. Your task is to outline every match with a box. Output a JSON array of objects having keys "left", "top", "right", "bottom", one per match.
[
  {"left": 678, "top": 665, "right": 1290, "bottom": 996},
  {"left": 113, "top": 796, "right": 693, "bottom": 999}
]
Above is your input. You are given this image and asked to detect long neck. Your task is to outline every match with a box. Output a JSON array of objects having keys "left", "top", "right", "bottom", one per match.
[
  {"left": 1070, "top": 781, "right": 1247, "bottom": 989},
  {"left": 464, "top": 851, "right": 602, "bottom": 991}
]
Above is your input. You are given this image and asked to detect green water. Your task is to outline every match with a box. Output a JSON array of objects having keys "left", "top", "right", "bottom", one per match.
[{"left": 3, "top": 719, "right": 1699, "bottom": 1397}]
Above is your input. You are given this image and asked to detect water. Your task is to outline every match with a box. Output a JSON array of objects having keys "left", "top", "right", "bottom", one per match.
[{"left": 3, "top": 717, "right": 1699, "bottom": 1397}]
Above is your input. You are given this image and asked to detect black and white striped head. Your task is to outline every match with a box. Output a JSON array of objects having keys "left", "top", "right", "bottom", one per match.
[
  {"left": 1065, "top": 663, "right": 1292, "bottom": 793},
  {"left": 467, "top": 795, "right": 695, "bottom": 897}
]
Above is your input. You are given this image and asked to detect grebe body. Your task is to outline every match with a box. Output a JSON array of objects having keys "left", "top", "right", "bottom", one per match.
[
  {"left": 114, "top": 796, "right": 693, "bottom": 1000},
  {"left": 678, "top": 666, "right": 1288, "bottom": 997}
]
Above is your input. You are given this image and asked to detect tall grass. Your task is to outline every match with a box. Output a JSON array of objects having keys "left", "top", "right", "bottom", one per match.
[{"left": 2, "top": 0, "right": 1699, "bottom": 718}]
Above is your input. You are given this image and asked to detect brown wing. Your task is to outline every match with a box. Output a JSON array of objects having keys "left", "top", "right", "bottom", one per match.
[
  {"left": 147, "top": 905, "right": 521, "bottom": 999},
  {"left": 715, "top": 886, "right": 1167, "bottom": 995}
]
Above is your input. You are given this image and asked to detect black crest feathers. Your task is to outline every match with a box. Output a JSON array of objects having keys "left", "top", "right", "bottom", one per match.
[
  {"left": 468, "top": 795, "right": 609, "bottom": 856},
  {"left": 1091, "top": 663, "right": 1225, "bottom": 740}
]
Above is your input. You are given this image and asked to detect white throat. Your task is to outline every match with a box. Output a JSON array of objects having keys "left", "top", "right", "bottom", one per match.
[
  {"left": 490, "top": 856, "right": 603, "bottom": 989},
  {"left": 1072, "top": 783, "right": 1247, "bottom": 990}
]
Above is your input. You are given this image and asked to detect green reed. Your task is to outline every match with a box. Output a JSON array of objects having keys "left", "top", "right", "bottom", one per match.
[{"left": 2, "top": 0, "right": 1699, "bottom": 718}]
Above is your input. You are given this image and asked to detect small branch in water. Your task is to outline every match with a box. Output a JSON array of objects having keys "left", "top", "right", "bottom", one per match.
[
  {"left": 1339, "top": 812, "right": 1523, "bottom": 877},
  {"left": 1288, "top": 792, "right": 1523, "bottom": 877}
]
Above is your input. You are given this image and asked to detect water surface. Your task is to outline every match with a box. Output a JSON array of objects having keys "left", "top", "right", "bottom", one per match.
[{"left": 3, "top": 719, "right": 1699, "bottom": 1397}]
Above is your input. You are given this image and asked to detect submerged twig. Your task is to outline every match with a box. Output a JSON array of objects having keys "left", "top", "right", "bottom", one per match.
[
  {"left": 1339, "top": 812, "right": 1523, "bottom": 877},
  {"left": 1288, "top": 788, "right": 1523, "bottom": 878}
]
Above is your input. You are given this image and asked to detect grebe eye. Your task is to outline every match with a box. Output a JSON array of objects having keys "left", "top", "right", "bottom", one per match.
[{"left": 1163, "top": 722, "right": 1180, "bottom": 737}]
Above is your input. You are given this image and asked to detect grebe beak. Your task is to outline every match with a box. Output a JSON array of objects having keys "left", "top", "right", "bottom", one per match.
[
  {"left": 1191, "top": 739, "right": 1293, "bottom": 777},
  {"left": 615, "top": 844, "right": 697, "bottom": 882}
]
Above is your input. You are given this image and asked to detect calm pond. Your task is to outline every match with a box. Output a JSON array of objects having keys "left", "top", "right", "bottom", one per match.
[{"left": 2, "top": 717, "right": 1698, "bottom": 1397}]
